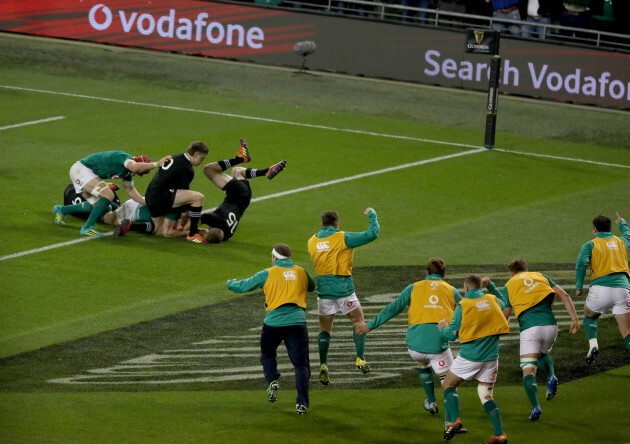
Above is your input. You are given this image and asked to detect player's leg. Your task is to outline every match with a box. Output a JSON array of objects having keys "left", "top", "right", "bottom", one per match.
[
  {"left": 583, "top": 285, "right": 609, "bottom": 363},
  {"left": 478, "top": 382, "right": 507, "bottom": 444},
  {"left": 260, "top": 324, "right": 283, "bottom": 403},
  {"left": 172, "top": 189, "right": 205, "bottom": 242},
  {"left": 203, "top": 162, "right": 235, "bottom": 189},
  {"left": 344, "top": 296, "right": 370, "bottom": 373},
  {"left": 317, "top": 300, "right": 335, "bottom": 385},
  {"left": 242, "top": 160, "right": 286, "bottom": 180},
  {"left": 612, "top": 287, "right": 630, "bottom": 352},
  {"left": 284, "top": 324, "right": 311, "bottom": 413},
  {"left": 442, "top": 368, "right": 465, "bottom": 440},
  {"left": 537, "top": 325, "right": 559, "bottom": 401},
  {"left": 80, "top": 177, "right": 115, "bottom": 237},
  {"left": 416, "top": 361, "right": 438, "bottom": 413}
]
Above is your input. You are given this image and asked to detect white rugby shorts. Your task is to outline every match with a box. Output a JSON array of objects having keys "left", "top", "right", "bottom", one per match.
[
  {"left": 318, "top": 293, "right": 361, "bottom": 316},
  {"left": 408, "top": 348, "right": 454, "bottom": 374},
  {"left": 519, "top": 325, "right": 558, "bottom": 355},
  {"left": 586, "top": 285, "right": 630, "bottom": 315},
  {"left": 69, "top": 161, "right": 99, "bottom": 194},
  {"left": 450, "top": 356, "right": 499, "bottom": 383}
]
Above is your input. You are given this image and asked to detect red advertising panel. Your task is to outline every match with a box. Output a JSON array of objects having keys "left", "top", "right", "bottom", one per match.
[{"left": 1, "top": 0, "right": 629, "bottom": 109}]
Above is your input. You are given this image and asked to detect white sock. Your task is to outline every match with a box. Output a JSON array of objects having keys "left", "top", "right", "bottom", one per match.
[{"left": 589, "top": 338, "right": 599, "bottom": 349}]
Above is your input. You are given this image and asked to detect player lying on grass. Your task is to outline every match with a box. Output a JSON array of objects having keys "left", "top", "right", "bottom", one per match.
[
  {"left": 53, "top": 151, "right": 170, "bottom": 237},
  {"left": 106, "top": 199, "right": 189, "bottom": 237},
  {"left": 199, "top": 139, "right": 286, "bottom": 243}
]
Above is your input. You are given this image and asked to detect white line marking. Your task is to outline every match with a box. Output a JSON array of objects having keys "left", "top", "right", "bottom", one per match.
[
  {"left": 0, "top": 151, "right": 484, "bottom": 262},
  {"left": 0, "top": 115, "right": 65, "bottom": 131},
  {"left": 495, "top": 148, "right": 630, "bottom": 169}
]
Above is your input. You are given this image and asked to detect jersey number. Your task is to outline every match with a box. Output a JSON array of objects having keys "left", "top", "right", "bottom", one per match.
[
  {"left": 161, "top": 159, "right": 174, "bottom": 170},
  {"left": 227, "top": 212, "right": 238, "bottom": 234}
]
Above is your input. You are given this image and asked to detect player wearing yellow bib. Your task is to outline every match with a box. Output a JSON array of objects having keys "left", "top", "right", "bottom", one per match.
[
  {"left": 227, "top": 244, "right": 316, "bottom": 414},
  {"left": 576, "top": 213, "right": 630, "bottom": 363},
  {"left": 355, "top": 258, "right": 462, "bottom": 418},
  {"left": 307, "top": 208, "right": 379, "bottom": 385},
  {"left": 496, "top": 258, "right": 579, "bottom": 422},
  {"left": 438, "top": 275, "right": 509, "bottom": 444}
]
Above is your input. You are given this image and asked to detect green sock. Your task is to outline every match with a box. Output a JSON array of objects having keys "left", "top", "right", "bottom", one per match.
[
  {"left": 443, "top": 387, "right": 459, "bottom": 423},
  {"left": 352, "top": 330, "right": 366, "bottom": 360},
  {"left": 483, "top": 399, "right": 504, "bottom": 436},
  {"left": 83, "top": 197, "right": 110, "bottom": 229},
  {"left": 416, "top": 367, "right": 436, "bottom": 403},
  {"left": 522, "top": 374, "right": 539, "bottom": 409},
  {"left": 625, "top": 334, "right": 630, "bottom": 352},
  {"left": 318, "top": 331, "right": 330, "bottom": 365},
  {"left": 538, "top": 353, "right": 555, "bottom": 379},
  {"left": 61, "top": 201, "right": 92, "bottom": 216},
  {"left": 583, "top": 316, "right": 599, "bottom": 340}
]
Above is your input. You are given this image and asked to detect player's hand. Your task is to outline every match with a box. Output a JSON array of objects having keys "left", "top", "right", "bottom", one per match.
[
  {"left": 437, "top": 319, "right": 448, "bottom": 330},
  {"left": 157, "top": 155, "right": 173, "bottom": 167},
  {"left": 481, "top": 277, "right": 491, "bottom": 287},
  {"left": 364, "top": 207, "right": 374, "bottom": 215},
  {"left": 569, "top": 319, "right": 580, "bottom": 334},
  {"left": 616, "top": 212, "right": 625, "bottom": 224},
  {"left": 355, "top": 322, "right": 370, "bottom": 335},
  {"left": 576, "top": 290, "right": 583, "bottom": 298}
]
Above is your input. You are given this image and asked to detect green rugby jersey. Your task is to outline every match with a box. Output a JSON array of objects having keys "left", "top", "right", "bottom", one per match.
[{"left": 80, "top": 150, "right": 134, "bottom": 181}]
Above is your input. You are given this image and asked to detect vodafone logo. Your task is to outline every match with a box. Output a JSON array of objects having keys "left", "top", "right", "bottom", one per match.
[
  {"left": 88, "top": 4, "right": 265, "bottom": 49},
  {"left": 428, "top": 295, "right": 439, "bottom": 305},
  {"left": 316, "top": 241, "right": 330, "bottom": 253},
  {"left": 283, "top": 270, "right": 298, "bottom": 281}
]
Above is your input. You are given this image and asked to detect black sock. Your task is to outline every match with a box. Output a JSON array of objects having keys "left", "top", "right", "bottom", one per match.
[
  {"left": 218, "top": 157, "right": 244, "bottom": 171},
  {"left": 130, "top": 221, "right": 155, "bottom": 234},
  {"left": 245, "top": 167, "right": 269, "bottom": 178},
  {"left": 189, "top": 206, "right": 202, "bottom": 235}
]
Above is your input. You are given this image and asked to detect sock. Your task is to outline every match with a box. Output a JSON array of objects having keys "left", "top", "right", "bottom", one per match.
[
  {"left": 522, "top": 374, "right": 539, "bottom": 409},
  {"left": 218, "top": 157, "right": 244, "bottom": 171},
  {"left": 83, "top": 197, "right": 110, "bottom": 229},
  {"left": 583, "top": 316, "right": 599, "bottom": 344},
  {"left": 483, "top": 399, "right": 504, "bottom": 436},
  {"left": 318, "top": 331, "right": 330, "bottom": 365},
  {"left": 538, "top": 354, "right": 555, "bottom": 379},
  {"left": 625, "top": 333, "right": 630, "bottom": 352},
  {"left": 245, "top": 167, "right": 269, "bottom": 178},
  {"left": 188, "top": 206, "right": 202, "bottom": 236},
  {"left": 61, "top": 201, "right": 92, "bottom": 215},
  {"left": 352, "top": 330, "right": 366, "bottom": 360},
  {"left": 416, "top": 367, "right": 436, "bottom": 403},
  {"left": 129, "top": 221, "right": 155, "bottom": 234},
  {"left": 443, "top": 387, "right": 460, "bottom": 423}
]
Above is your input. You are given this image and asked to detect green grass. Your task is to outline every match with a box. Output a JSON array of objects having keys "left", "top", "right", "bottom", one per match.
[{"left": 1, "top": 33, "right": 629, "bottom": 443}]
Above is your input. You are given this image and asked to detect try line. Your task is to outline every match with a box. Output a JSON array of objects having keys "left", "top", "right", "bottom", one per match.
[{"left": 0, "top": 115, "right": 65, "bottom": 131}]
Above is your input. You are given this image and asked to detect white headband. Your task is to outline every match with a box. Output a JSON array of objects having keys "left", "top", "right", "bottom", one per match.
[{"left": 272, "top": 248, "right": 288, "bottom": 259}]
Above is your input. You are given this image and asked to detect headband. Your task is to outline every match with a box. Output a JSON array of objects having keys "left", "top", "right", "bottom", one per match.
[{"left": 272, "top": 248, "right": 288, "bottom": 259}]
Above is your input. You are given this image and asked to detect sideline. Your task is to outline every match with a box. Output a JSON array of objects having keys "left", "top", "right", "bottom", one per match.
[{"left": 0, "top": 115, "right": 65, "bottom": 131}]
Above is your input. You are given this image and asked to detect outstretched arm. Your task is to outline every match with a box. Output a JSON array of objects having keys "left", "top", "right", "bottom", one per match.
[
  {"left": 616, "top": 212, "right": 630, "bottom": 247},
  {"left": 226, "top": 270, "right": 269, "bottom": 293},
  {"left": 345, "top": 208, "right": 380, "bottom": 248},
  {"left": 123, "top": 183, "right": 146, "bottom": 206},
  {"left": 356, "top": 284, "right": 412, "bottom": 335},
  {"left": 554, "top": 284, "right": 580, "bottom": 334}
]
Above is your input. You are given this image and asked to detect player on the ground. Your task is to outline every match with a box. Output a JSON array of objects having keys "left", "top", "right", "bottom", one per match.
[
  {"left": 438, "top": 274, "right": 510, "bottom": 444},
  {"left": 307, "top": 208, "right": 379, "bottom": 385},
  {"left": 355, "top": 258, "right": 464, "bottom": 422},
  {"left": 576, "top": 213, "right": 630, "bottom": 362},
  {"left": 105, "top": 200, "right": 189, "bottom": 237},
  {"left": 143, "top": 141, "right": 209, "bottom": 243},
  {"left": 60, "top": 183, "right": 122, "bottom": 220},
  {"left": 227, "top": 243, "right": 315, "bottom": 415},
  {"left": 493, "top": 258, "right": 579, "bottom": 421},
  {"left": 53, "top": 151, "right": 169, "bottom": 237},
  {"left": 200, "top": 139, "right": 286, "bottom": 243}
]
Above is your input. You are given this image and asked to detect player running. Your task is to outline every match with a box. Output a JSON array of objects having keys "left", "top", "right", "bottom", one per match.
[
  {"left": 308, "top": 208, "right": 379, "bottom": 385},
  {"left": 200, "top": 139, "right": 286, "bottom": 243},
  {"left": 355, "top": 258, "right": 464, "bottom": 421},
  {"left": 53, "top": 150, "right": 170, "bottom": 237},
  {"left": 576, "top": 213, "right": 630, "bottom": 362},
  {"left": 493, "top": 258, "right": 579, "bottom": 421},
  {"left": 438, "top": 274, "right": 510, "bottom": 444}
]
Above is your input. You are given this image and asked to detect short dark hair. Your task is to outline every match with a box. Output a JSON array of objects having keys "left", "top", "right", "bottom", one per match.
[
  {"left": 465, "top": 274, "right": 482, "bottom": 289},
  {"left": 507, "top": 258, "right": 528, "bottom": 273},
  {"left": 593, "top": 214, "right": 611, "bottom": 232},
  {"left": 187, "top": 141, "right": 209, "bottom": 156},
  {"left": 273, "top": 243, "right": 292, "bottom": 258},
  {"left": 426, "top": 257, "right": 446, "bottom": 277},
  {"left": 321, "top": 210, "right": 339, "bottom": 227}
]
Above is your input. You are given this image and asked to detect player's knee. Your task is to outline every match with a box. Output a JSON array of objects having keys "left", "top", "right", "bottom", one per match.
[
  {"left": 90, "top": 181, "right": 114, "bottom": 201},
  {"left": 478, "top": 384, "right": 494, "bottom": 404},
  {"left": 192, "top": 191, "right": 204, "bottom": 206},
  {"left": 203, "top": 162, "right": 220, "bottom": 179},
  {"left": 520, "top": 358, "right": 537, "bottom": 376}
]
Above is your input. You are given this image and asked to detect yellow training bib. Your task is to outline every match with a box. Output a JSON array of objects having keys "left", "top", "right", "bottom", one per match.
[
  {"left": 589, "top": 236, "right": 630, "bottom": 280},
  {"left": 308, "top": 231, "right": 354, "bottom": 276},
  {"left": 263, "top": 265, "right": 309, "bottom": 312},
  {"left": 458, "top": 295, "right": 509, "bottom": 343},
  {"left": 408, "top": 280, "right": 457, "bottom": 326},
  {"left": 504, "top": 272, "right": 554, "bottom": 318}
]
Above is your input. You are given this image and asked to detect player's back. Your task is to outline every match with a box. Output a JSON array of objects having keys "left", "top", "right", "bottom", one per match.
[{"left": 146, "top": 153, "right": 194, "bottom": 195}]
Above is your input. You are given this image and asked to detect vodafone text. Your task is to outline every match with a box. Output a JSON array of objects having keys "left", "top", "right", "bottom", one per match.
[
  {"left": 88, "top": 4, "right": 264, "bottom": 49},
  {"left": 424, "top": 50, "right": 629, "bottom": 102}
]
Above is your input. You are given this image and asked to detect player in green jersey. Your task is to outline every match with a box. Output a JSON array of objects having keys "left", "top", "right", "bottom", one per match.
[
  {"left": 494, "top": 258, "right": 580, "bottom": 421},
  {"left": 576, "top": 213, "right": 630, "bottom": 362},
  {"left": 355, "top": 258, "right": 463, "bottom": 419},
  {"left": 53, "top": 150, "right": 170, "bottom": 237}
]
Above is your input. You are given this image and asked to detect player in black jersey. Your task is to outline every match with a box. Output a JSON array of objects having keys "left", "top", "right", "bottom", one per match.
[
  {"left": 200, "top": 139, "right": 286, "bottom": 243},
  {"left": 144, "top": 141, "right": 209, "bottom": 243}
]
